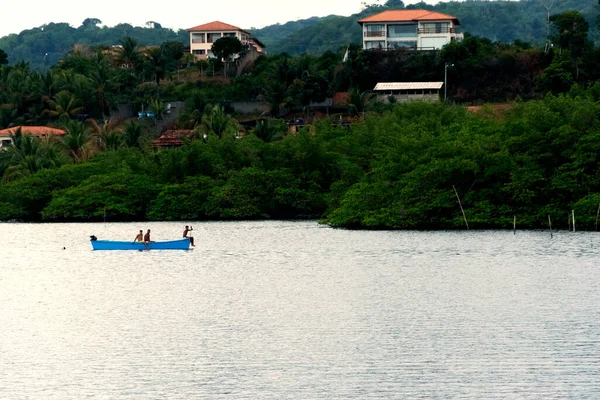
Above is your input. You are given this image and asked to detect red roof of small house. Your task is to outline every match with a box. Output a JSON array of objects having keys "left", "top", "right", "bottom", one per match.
[
  {"left": 152, "top": 130, "right": 196, "bottom": 147},
  {"left": 0, "top": 126, "right": 66, "bottom": 137},
  {"left": 357, "top": 10, "right": 460, "bottom": 25},
  {"left": 187, "top": 21, "right": 249, "bottom": 33}
]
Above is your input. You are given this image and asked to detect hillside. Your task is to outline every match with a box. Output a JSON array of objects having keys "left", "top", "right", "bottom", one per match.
[
  {"left": 1, "top": 0, "right": 599, "bottom": 66},
  {"left": 260, "top": 0, "right": 600, "bottom": 55}
]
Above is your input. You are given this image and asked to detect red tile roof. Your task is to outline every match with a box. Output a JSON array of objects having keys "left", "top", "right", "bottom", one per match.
[
  {"left": 0, "top": 126, "right": 66, "bottom": 137},
  {"left": 187, "top": 21, "right": 249, "bottom": 33},
  {"left": 358, "top": 10, "right": 460, "bottom": 25},
  {"left": 152, "top": 130, "right": 196, "bottom": 147}
]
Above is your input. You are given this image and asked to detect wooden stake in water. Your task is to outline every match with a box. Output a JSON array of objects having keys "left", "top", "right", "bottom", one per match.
[
  {"left": 452, "top": 185, "right": 469, "bottom": 230},
  {"left": 568, "top": 213, "right": 571, "bottom": 232},
  {"left": 548, "top": 215, "right": 553, "bottom": 238},
  {"left": 572, "top": 209, "right": 576, "bottom": 232},
  {"left": 513, "top": 215, "right": 516, "bottom": 235}
]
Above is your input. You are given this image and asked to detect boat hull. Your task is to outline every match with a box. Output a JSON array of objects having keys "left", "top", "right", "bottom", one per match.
[{"left": 91, "top": 238, "right": 191, "bottom": 250}]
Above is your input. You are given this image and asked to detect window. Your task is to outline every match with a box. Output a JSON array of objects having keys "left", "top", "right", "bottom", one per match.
[
  {"left": 387, "top": 24, "right": 417, "bottom": 38},
  {"left": 207, "top": 33, "right": 221, "bottom": 43},
  {"left": 365, "top": 41, "right": 385, "bottom": 50},
  {"left": 223, "top": 32, "right": 236, "bottom": 38},
  {"left": 193, "top": 50, "right": 206, "bottom": 55},
  {"left": 388, "top": 40, "right": 417, "bottom": 49},
  {"left": 422, "top": 22, "right": 449, "bottom": 33},
  {"left": 191, "top": 33, "right": 205, "bottom": 43}
]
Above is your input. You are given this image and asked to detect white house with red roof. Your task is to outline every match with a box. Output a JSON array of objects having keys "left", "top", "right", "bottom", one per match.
[
  {"left": 357, "top": 10, "right": 463, "bottom": 51},
  {"left": 187, "top": 21, "right": 254, "bottom": 59}
]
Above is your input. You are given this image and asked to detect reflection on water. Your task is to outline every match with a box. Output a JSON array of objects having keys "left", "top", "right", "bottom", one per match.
[{"left": 1, "top": 221, "right": 599, "bottom": 398}]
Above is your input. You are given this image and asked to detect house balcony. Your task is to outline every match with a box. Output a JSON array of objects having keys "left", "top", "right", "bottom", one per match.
[
  {"left": 364, "top": 31, "right": 385, "bottom": 37},
  {"left": 192, "top": 39, "right": 206, "bottom": 43},
  {"left": 418, "top": 27, "right": 456, "bottom": 34}
]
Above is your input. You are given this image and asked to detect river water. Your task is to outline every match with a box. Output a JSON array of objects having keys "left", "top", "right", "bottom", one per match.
[{"left": 1, "top": 221, "right": 599, "bottom": 399}]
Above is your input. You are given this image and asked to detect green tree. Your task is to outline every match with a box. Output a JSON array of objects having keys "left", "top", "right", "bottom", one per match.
[
  {"left": 43, "top": 90, "right": 84, "bottom": 121},
  {"left": 550, "top": 11, "right": 590, "bottom": 78},
  {"left": 211, "top": 37, "right": 243, "bottom": 77},
  {"left": 0, "top": 49, "right": 8, "bottom": 65}
]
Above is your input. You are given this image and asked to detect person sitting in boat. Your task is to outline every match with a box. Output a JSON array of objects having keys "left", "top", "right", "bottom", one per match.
[
  {"left": 144, "top": 229, "right": 154, "bottom": 243},
  {"left": 183, "top": 225, "right": 195, "bottom": 247},
  {"left": 133, "top": 230, "right": 143, "bottom": 243}
]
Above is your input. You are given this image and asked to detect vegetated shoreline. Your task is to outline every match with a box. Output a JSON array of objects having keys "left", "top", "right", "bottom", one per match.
[{"left": 2, "top": 93, "right": 600, "bottom": 231}]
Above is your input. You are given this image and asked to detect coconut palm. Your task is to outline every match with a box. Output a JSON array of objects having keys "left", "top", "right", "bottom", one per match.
[
  {"left": 95, "top": 121, "right": 124, "bottom": 151},
  {"left": 0, "top": 128, "right": 65, "bottom": 181},
  {"left": 61, "top": 120, "right": 94, "bottom": 162},
  {"left": 88, "top": 53, "right": 116, "bottom": 118},
  {"left": 123, "top": 120, "right": 145, "bottom": 148},
  {"left": 198, "top": 105, "right": 239, "bottom": 139},
  {"left": 259, "top": 80, "right": 293, "bottom": 118},
  {"left": 116, "top": 36, "right": 142, "bottom": 72},
  {"left": 178, "top": 91, "right": 211, "bottom": 129},
  {"left": 44, "top": 90, "right": 84, "bottom": 121}
]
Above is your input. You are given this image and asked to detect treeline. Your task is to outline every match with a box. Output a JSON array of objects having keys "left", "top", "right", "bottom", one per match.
[
  {"left": 2, "top": 0, "right": 600, "bottom": 67},
  {"left": 0, "top": 18, "right": 187, "bottom": 69},
  {"left": 2, "top": 92, "right": 600, "bottom": 230}
]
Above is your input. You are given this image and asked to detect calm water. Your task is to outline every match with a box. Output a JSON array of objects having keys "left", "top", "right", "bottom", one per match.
[{"left": 1, "top": 221, "right": 599, "bottom": 399}]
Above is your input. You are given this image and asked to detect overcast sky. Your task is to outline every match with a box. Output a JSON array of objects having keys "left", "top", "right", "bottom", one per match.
[{"left": 0, "top": 0, "right": 441, "bottom": 38}]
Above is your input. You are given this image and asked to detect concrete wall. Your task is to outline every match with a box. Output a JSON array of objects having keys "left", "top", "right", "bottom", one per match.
[
  {"left": 375, "top": 94, "right": 440, "bottom": 104},
  {"left": 230, "top": 101, "right": 270, "bottom": 115}
]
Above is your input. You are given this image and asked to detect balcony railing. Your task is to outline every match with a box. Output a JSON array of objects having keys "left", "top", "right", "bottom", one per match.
[
  {"left": 192, "top": 39, "right": 206, "bottom": 43},
  {"left": 364, "top": 31, "right": 385, "bottom": 37},
  {"left": 418, "top": 27, "right": 456, "bottom": 34}
]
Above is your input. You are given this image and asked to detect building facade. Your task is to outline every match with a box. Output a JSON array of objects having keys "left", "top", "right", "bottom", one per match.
[
  {"left": 187, "top": 21, "right": 251, "bottom": 59},
  {"left": 373, "top": 82, "right": 444, "bottom": 103},
  {"left": 358, "top": 10, "right": 463, "bottom": 51}
]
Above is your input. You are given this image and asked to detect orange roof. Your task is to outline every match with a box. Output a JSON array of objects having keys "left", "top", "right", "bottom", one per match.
[
  {"left": 187, "top": 21, "right": 249, "bottom": 33},
  {"left": 358, "top": 10, "right": 460, "bottom": 25},
  {"left": 0, "top": 126, "right": 66, "bottom": 137},
  {"left": 152, "top": 130, "right": 195, "bottom": 147}
]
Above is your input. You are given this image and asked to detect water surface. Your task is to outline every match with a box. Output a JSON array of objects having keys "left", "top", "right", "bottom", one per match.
[{"left": 1, "top": 222, "right": 599, "bottom": 398}]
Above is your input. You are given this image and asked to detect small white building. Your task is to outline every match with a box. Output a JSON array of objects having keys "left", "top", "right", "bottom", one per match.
[
  {"left": 373, "top": 82, "right": 444, "bottom": 103},
  {"left": 358, "top": 10, "right": 463, "bottom": 51}
]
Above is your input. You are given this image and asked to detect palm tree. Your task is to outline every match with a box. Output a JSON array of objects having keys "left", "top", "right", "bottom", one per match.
[
  {"left": 198, "top": 105, "right": 238, "bottom": 139},
  {"left": 123, "top": 120, "right": 145, "bottom": 148},
  {"left": 95, "top": 125, "right": 124, "bottom": 151},
  {"left": 252, "top": 119, "right": 285, "bottom": 142},
  {"left": 259, "top": 80, "right": 293, "bottom": 118},
  {"left": 0, "top": 128, "right": 65, "bottom": 181},
  {"left": 88, "top": 53, "right": 116, "bottom": 119},
  {"left": 61, "top": 120, "right": 94, "bottom": 162},
  {"left": 44, "top": 90, "right": 84, "bottom": 121},
  {"left": 346, "top": 88, "right": 373, "bottom": 117},
  {"left": 178, "top": 91, "right": 211, "bottom": 129},
  {"left": 116, "top": 36, "right": 142, "bottom": 72}
]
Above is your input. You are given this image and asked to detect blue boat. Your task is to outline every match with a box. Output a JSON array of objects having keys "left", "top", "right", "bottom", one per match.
[{"left": 91, "top": 238, "right": 191, "bottom": 250}]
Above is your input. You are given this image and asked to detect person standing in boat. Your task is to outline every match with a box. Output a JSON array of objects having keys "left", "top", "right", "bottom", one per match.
[{"left": 183, "top": 225, "right": 195, "bottom": 247}]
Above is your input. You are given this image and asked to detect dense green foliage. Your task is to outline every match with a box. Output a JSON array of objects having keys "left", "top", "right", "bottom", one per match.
[
  {"left": 0, "top": 19, "right": 187, "bottom": 68},
  {"left": 2, "top": 92, "right": 600, "bottom": 230}
]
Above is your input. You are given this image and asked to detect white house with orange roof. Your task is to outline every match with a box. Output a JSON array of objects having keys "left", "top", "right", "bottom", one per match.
[
  {"left": 187, "top": 21, "right": 253, "bottom": 59},
  {"left": 357, "top": 10, "right": 463, "bottom": 51}
]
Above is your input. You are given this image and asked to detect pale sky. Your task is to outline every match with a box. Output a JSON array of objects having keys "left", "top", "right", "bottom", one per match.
[{"left": 0, "top": 0, "right": 441, "bottom": 38}]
